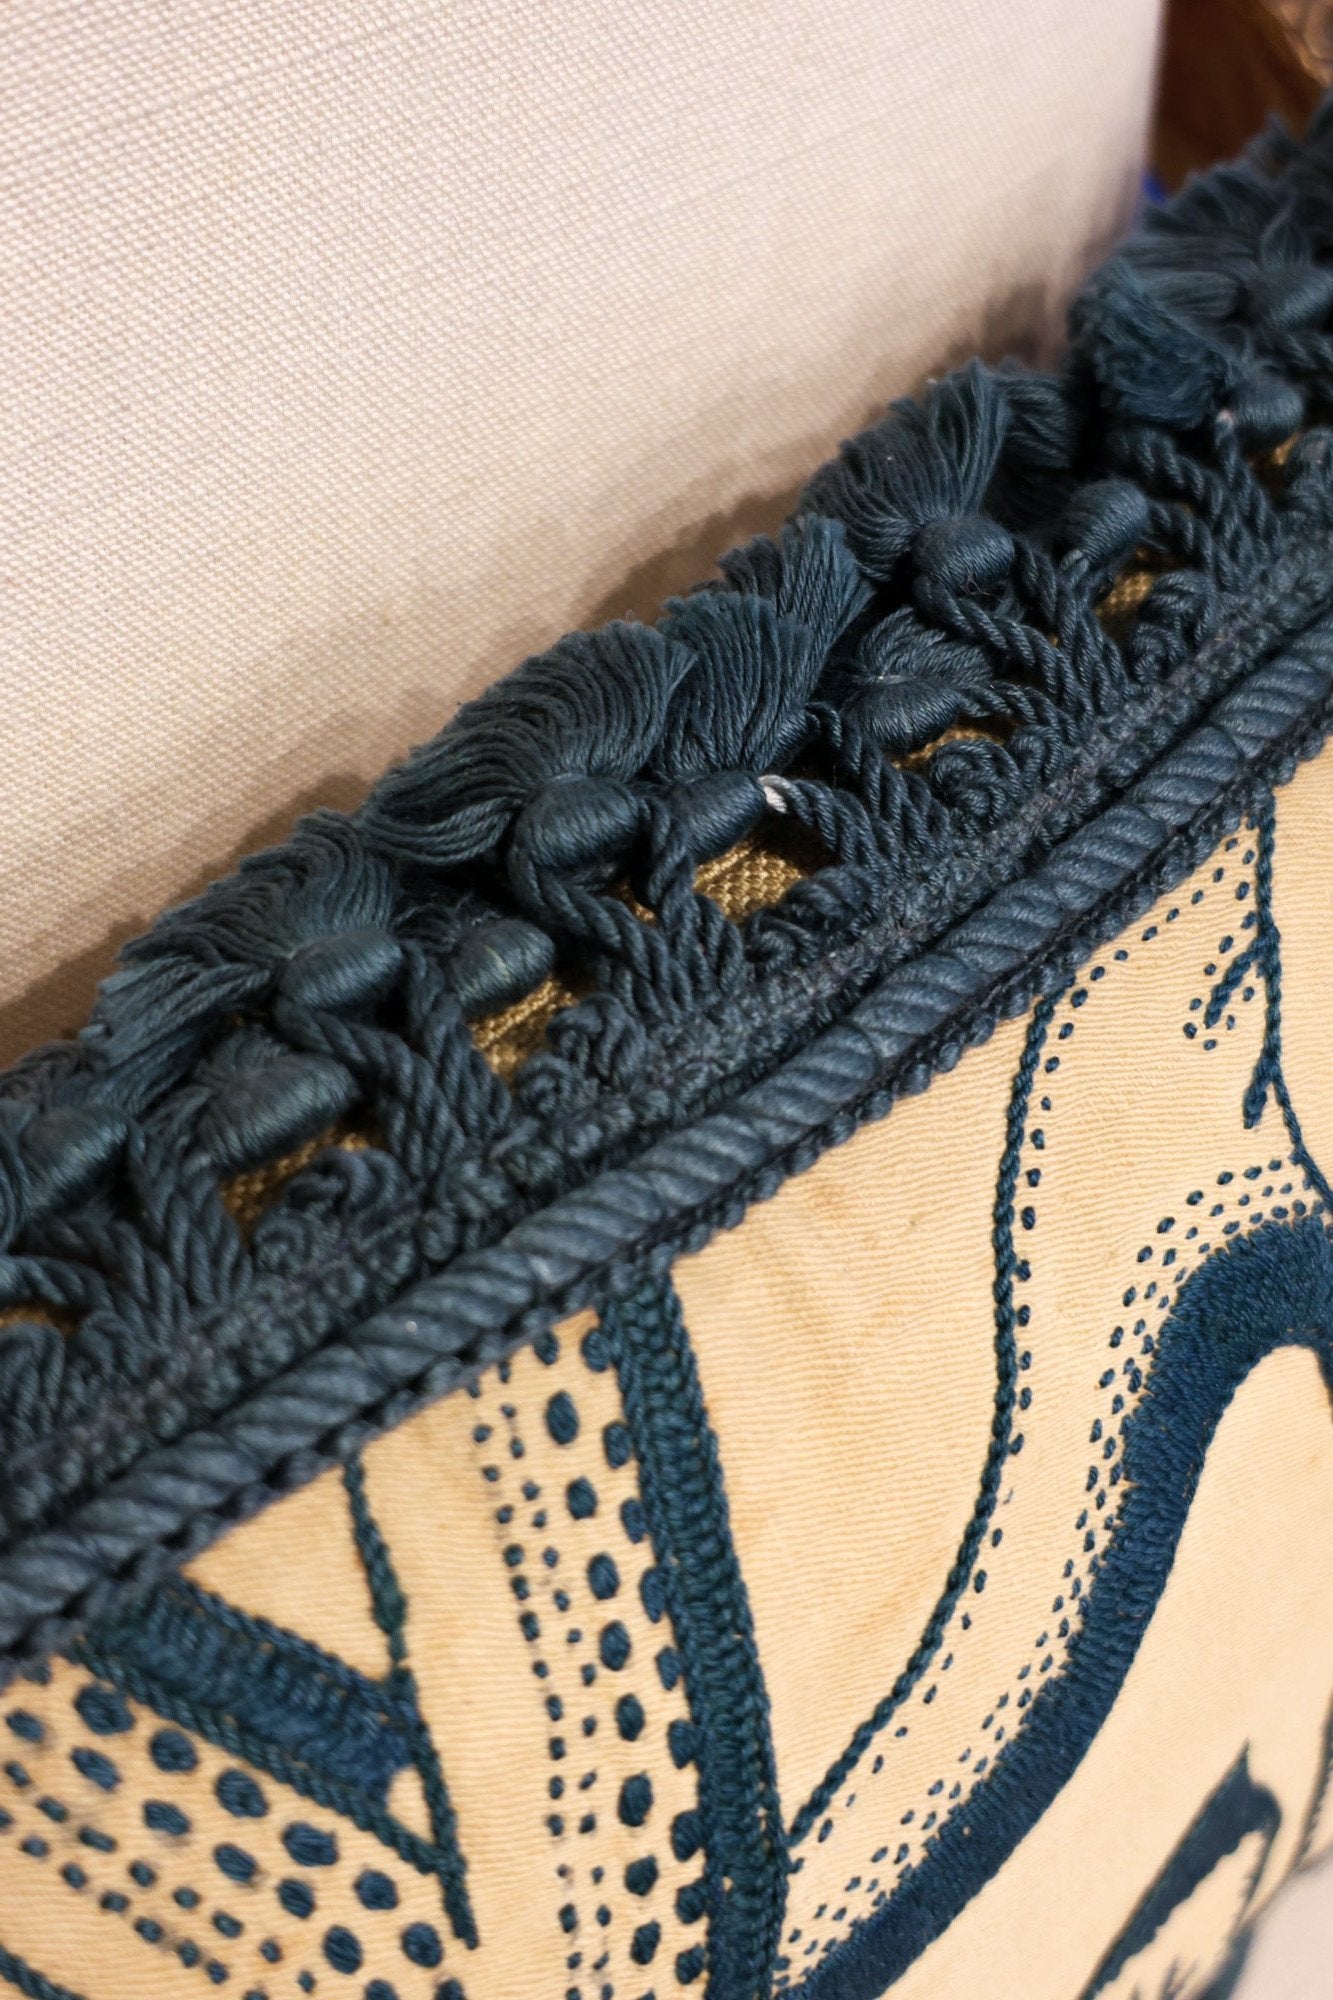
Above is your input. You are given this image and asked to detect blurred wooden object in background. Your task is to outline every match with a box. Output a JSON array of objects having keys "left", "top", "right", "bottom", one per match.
[{"left": 1157, "top": 0, "right": 1328, "bottom": 185}]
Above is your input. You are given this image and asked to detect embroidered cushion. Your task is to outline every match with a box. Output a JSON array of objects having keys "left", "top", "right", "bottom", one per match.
[{"left": 4, "top": 106, "right": 1333, "bottom": 2000}]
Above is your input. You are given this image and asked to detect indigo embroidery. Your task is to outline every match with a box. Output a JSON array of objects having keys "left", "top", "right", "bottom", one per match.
[
  {"left": 73, "top": 1580, "right": 411, "bottom": 1798},
  {"left": 789, "top": 988, "right": 1061, "bottom": 1846},
  {"left": 1242, "top": 790, "right": 1333, "bottom": 1207},
  {"left": 0, "top": 1945, "right": 88, "bottom": 2000},
  {"left": 343, "top": 1456, "right": 477, "bottom": 1948},
  {"left": 1081, "top": 1754, "right": 1279, "bottom": 1997},
  {"left": 601, "top": 1280, "right": 788, "bottom": 1999},
  {"left": 72, "top": 1565, "right": 474, "bottom": 1928},
  {"left": 783, "top": 808, "right": 1332, "bottom": 1994},
  {"left": 795, "top": 1218, "right": 1333, "bottom": 2000}
]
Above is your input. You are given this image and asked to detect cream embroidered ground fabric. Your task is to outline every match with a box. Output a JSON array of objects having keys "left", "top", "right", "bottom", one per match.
[
  {"left": 0, "top": 0, "right": 1161, "bottom": 1064},
  {"left": 2, "top": 753, "right": 1332, "bottom": 1999}
]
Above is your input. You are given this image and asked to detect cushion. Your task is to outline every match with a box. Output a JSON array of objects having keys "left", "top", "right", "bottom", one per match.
[{"left": 5, "top": 95, "right": 1333, "bottom": 2000}]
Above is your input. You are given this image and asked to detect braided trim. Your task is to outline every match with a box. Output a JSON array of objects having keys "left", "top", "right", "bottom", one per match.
[{"left": 6, "top": 110, "right": 1333, "bottom": 1669}]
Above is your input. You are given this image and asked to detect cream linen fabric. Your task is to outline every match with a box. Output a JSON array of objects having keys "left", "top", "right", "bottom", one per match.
[{"left": 0, "top": 0, "right": 1162, "bottom": 1064}]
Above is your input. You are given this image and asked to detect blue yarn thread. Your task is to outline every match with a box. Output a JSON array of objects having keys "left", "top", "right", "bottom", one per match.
[
  {"left": 794, "top": 1209, "right": 1333, "bottom": 2000},
  {"left": 69, "top": 1585, "right": 450, "bottom": 1889},
  {"left": 72, "top": 1579, "right": 411, "bottom": 1796},
  {"left": 788, "top": 984, "right": 1061, "bottom": 1845},
  {"left": 69, "top": 1647, "right": 444, "bottom": 1888},
  {"left": 1081, "top": 1755, "right": 1280, "bottom": 1997},
  {"left": 0, "top": 1944, "right": 88, "bottom": 2000},
  {"left": 342, "top": 1456, "right": 477, "bottom": 1949},
  {"left": 1241, "top": 789, "right": 1333, "bottom": 1207},
  {"left": 600, "top": 1280, "right": 787, "bottom": 1999}
]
